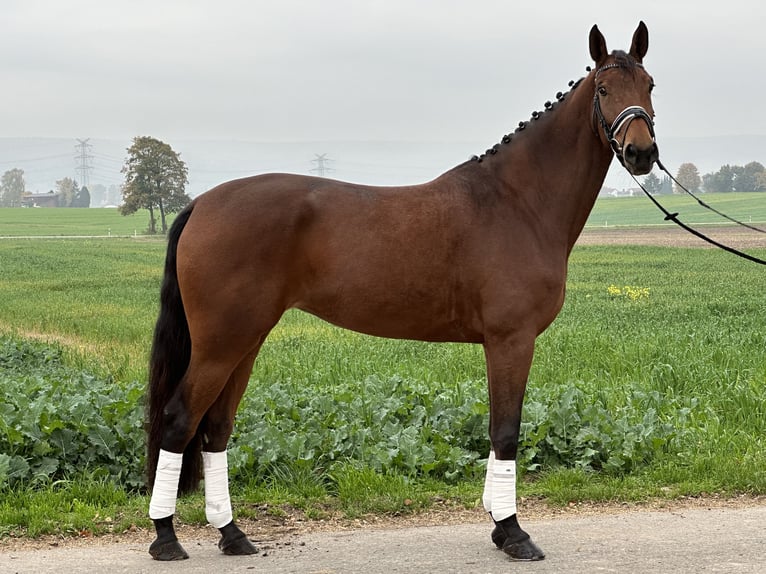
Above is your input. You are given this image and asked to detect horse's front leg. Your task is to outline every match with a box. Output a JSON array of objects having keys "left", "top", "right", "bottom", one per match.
[{"left": 482, "top": 335, "right": 545, "bottom": 561}]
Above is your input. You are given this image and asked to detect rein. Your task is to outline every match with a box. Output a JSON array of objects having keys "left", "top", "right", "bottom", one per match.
[
  {"left": 655, "top": 159, "right": 766, "bottom": 234},
  {"left": 593, "top": 63, "right": 765, "bottom": 265},
  {"left": 628, "top": 169, "right": 766, "bottom": 266}
]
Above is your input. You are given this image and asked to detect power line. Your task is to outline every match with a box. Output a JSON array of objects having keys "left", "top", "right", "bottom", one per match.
[{"left": 74, "top": 138, "right": 93, "bottom": 188}]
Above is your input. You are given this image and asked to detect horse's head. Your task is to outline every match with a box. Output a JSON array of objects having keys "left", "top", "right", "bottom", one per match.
[{"left": 590, "top": 22, "right": 658, "bottom": 175}]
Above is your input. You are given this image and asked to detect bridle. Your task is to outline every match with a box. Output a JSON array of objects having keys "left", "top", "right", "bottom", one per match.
[
  {"left": 592, "top": 62, "right": 656, "bottom": 167},
  {"left": 592, "top": 64, "right": 766, "bottom": 265}
]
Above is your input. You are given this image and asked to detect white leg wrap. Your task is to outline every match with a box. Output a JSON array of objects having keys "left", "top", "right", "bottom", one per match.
[
  {"left": 203, "top": 450, "right": 233, "bottom": 528},
  {"left": 482, "top": 449, "right": 495, "bottom": 512},
  {"left": 149, "top": 449, "right": 183, "bottom": 520},
  {"left": 489, "top": 459, "right": 517, "bottom": 522}
]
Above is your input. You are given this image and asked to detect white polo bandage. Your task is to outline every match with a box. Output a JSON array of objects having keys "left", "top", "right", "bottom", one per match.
[
  {"left": 149, "top": 449, "right": 183, "bottom": 519},
  {"left": 489, "top": 459, "right": 517, "bottom": 522},
  {"left": 203, "top": 450, "right": 233, "bottom": 528},
  {"left": 482, "top": 449, "right": 495, "bottom": 512}
]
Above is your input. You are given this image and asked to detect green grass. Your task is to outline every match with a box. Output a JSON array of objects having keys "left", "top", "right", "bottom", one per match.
[
  {"left": 586, "top": 191, "right": 766, "bottom": 227},
  {"left": 0, "top": 220, "right": 764, "bottom": 539},
  {"left": 0, "top": 207, "right": 166, "bottom": 237},
  {"left": 1, "top": 192, "right": 764, "bottom": 237},
  {"left": 0, "top": 238, "right": 164, "bottom": 381}
]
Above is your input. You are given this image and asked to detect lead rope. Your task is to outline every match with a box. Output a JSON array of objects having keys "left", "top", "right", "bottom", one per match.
[{"left": 628, "top": 170, "right": 766, "bottom": 265}]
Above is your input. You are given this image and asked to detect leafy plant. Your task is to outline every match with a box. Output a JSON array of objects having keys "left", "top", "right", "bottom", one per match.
[{"left": 0, "top": 337, "right": 145, "bottom": 489}]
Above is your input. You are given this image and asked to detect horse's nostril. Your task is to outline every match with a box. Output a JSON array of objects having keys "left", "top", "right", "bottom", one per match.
[{"left": 624, "top": 143, "right": 638, "bottom": 161}]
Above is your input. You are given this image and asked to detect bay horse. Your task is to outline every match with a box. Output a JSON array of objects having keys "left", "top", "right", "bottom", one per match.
[{"left": 146, "top": 22, "right": 658, "bottom": 562}]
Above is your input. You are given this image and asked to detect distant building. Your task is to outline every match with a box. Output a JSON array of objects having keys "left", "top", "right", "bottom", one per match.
[
  {"left": 598, "top": 186, "right": 642, "bottom": 198},
  {"left": 21, "top": 192, "right": 61, "bottom": 208}
]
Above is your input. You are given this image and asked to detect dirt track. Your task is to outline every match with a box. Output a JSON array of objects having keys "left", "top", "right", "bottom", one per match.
[{"left": 577, "top": 224, "right": 766, "bottom": 249}]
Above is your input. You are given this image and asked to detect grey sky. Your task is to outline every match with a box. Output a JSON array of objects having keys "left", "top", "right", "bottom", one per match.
[
  {"left": 2, "top": 0, "right": 766, "bottom": 196},
  {"left": 3, "top": 0, "right": 763, "bottom": 142}
]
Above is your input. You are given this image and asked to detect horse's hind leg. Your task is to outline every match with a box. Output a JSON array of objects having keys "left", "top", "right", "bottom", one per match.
[
  {"left": 149, "top": 337, "right": 267, "bottom": 559},
  {"left": 196, "top": 348, "right": 261, "bottom": 555}
]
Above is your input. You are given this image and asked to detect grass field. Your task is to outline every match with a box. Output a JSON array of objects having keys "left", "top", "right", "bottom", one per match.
[
  {"left": 586, "top": 192, "right": 766, "bottom": 227},
  {"left": 0, "top": 191, "right": 765, "bottom": 237},
  {"left": 0, "top": 207, "right": 764, "bottom": 539},
  {"left": 0, "top": 207, "right": 158, "bottom": 237}
]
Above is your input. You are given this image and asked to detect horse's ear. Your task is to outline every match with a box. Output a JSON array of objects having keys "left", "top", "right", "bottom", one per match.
[
  {"left": 589, "top": 24, "right": 608, "bottom": 65},
  {"left": 630, "top": 21, "right": 649, "bottom": 63}
]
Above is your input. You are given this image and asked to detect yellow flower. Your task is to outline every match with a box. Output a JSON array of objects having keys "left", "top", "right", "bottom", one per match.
[{"left": 607, "top": 285, "right": 650, "bottom": 301}]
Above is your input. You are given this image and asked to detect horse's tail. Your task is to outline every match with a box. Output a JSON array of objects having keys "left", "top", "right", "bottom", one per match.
[{"left": 146, "top": 202, "right": 202, "bottom": 495}]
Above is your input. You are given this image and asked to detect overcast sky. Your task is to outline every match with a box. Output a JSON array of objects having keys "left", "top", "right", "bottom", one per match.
[
  {"left": 3, "top": 0, "right": 764, "bottom": 143},
  {"left": 2, "top": 0, "right": 766, "bottom": 195}
]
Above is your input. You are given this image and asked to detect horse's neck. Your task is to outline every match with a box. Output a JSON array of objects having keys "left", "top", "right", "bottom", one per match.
[{"left": 490, "top": 77, "right": 613, "bottom": 251}]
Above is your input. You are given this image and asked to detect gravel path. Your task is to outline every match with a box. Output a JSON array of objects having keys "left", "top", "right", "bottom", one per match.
[{"left": 3, "top": 504, "right": 765, "bottom": 573}]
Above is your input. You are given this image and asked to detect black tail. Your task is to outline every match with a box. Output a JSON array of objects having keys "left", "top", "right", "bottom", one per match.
[{"left": 146, "top": 203, "right": 202, "bottom": 495}]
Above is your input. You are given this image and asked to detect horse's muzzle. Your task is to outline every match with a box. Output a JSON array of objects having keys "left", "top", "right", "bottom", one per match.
[{"left": 623, "top": 141, "right": 659, "bottom": 175}]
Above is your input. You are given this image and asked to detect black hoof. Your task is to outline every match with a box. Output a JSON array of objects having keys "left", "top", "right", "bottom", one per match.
[
  {"left": 149, "top": 538, "right": 189, "bottom": 561},
  {"left": 491, "top": 514, "right": 545, "bottom": 561},
  {"left": 502, "top": 536, "right": 545, "bottom": 561},
  {"left": 218, "top": 521, "right": 258, "bottom": 556},
  {"left": 150, "top": 515, "right": 189, "bottom": 561},
  {"left": 491, "top": 524, "right": 505, "bottom": 549}
]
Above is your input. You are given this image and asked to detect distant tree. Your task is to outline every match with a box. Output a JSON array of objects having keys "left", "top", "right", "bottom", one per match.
[
  {"left": 55, "top": 177, "right": 79, "bottom": 207},
  {"left": 703, "top": 165, "right": 735, "bottom": 193},
  {"left": 642, "top": 172, "right": 661, "bottom": 194},
  {"left": 757, "top": 171, "right": 766, "bottom": 193},
  {"left": 72, "top": 185, "right": 91, "bottom": 208},
  {"left": 658, "top": 175, "right": 673, "bottom": 195},
  {"left": 120, "top": 136, "right": 190, "bottom": 234},
  {"left": 0, "top": 168, "right": 25, "bottom": 207},
  {"left": 734, "top": 161, "right": 765, "bottom": 192},
  {"left": 106, "top": 184, "right": 122, "bottom": 206},
  {"left": 89, "top": 184, "right": 106, "bottom": 206},
  {"left": 675, "top": 163, "right": 701, "bottom": 194}
]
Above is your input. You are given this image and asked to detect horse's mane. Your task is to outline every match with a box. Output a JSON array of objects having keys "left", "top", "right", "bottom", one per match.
[
  {"left": 467, "top": 74, "right": 588, "bottom": 164},
  {"left": 464, "top": 49, "right": 639, "bottom": 166}
]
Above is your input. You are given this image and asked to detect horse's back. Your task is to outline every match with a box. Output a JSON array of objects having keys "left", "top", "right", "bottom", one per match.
[{"left": 176, "top": 172, "right": 489, "bottom": 342}]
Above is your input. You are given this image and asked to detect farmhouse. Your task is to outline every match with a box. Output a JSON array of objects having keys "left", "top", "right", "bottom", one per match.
[{"left": 21, "top": 192, "right": 61, "bottom": 208}]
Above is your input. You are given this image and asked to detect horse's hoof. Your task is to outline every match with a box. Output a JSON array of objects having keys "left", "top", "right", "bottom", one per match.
[
  {"left": 491, "top": 524, "right": 506, "bottom": 548},
  {"left": 218, "top": 522, "right": 258, "bottom": 555},
  {"left": 502, "top": 536, "right": 545, "bottom": 561},
  {"left": 219, "top": 533, "right": 258, "bottom": 555},
  {"left": 149, "top": 538, "right": 189, "bottom": 561}
]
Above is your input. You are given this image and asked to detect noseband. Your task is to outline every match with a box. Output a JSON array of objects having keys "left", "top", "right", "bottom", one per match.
[{"left": 593, "top": 62, "right": 655, "bottom": 166}]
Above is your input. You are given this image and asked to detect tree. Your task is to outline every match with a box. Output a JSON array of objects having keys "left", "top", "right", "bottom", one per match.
[
  {"left": 675, "top": 163, "right": 701, "bottom": 194},
  {"left": 1, "top": 168, "right": 25, "bottom": 207},
  {"left": 642, "top": 172, "right": 661, "bottom": 194},
  {"left": 55, "top": 177, "right": 79, "bottom": 207},
  {"left": 703, "top": 165, "right": 735, "bottom": 193},
  {"left": 757, "top": 171, "right": 766, "bottom": 193},
  {"left": 121, "top": 136, "right": 190, "bottom": 234},
  {"left": 72, "top": 185, "right": 91, "bottom": 208},
  {"left": 734, "top": 161, "right": 765, "bottom": 192},
  {"left": 658, "top": 175, "right": 673, "bottom": 195}
]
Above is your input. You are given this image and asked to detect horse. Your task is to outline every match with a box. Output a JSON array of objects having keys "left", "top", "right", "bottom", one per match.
[{"left": 146, "top": 22, "right": 658, "bottom": 562}]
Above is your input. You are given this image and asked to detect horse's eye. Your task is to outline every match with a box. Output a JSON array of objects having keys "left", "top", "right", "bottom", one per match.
[
  {"left": 598, "top": 86, "right": 608, "bottom": 97},
  {"left": 649, "top": 82, "right": 656, "bottom": 93}
]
